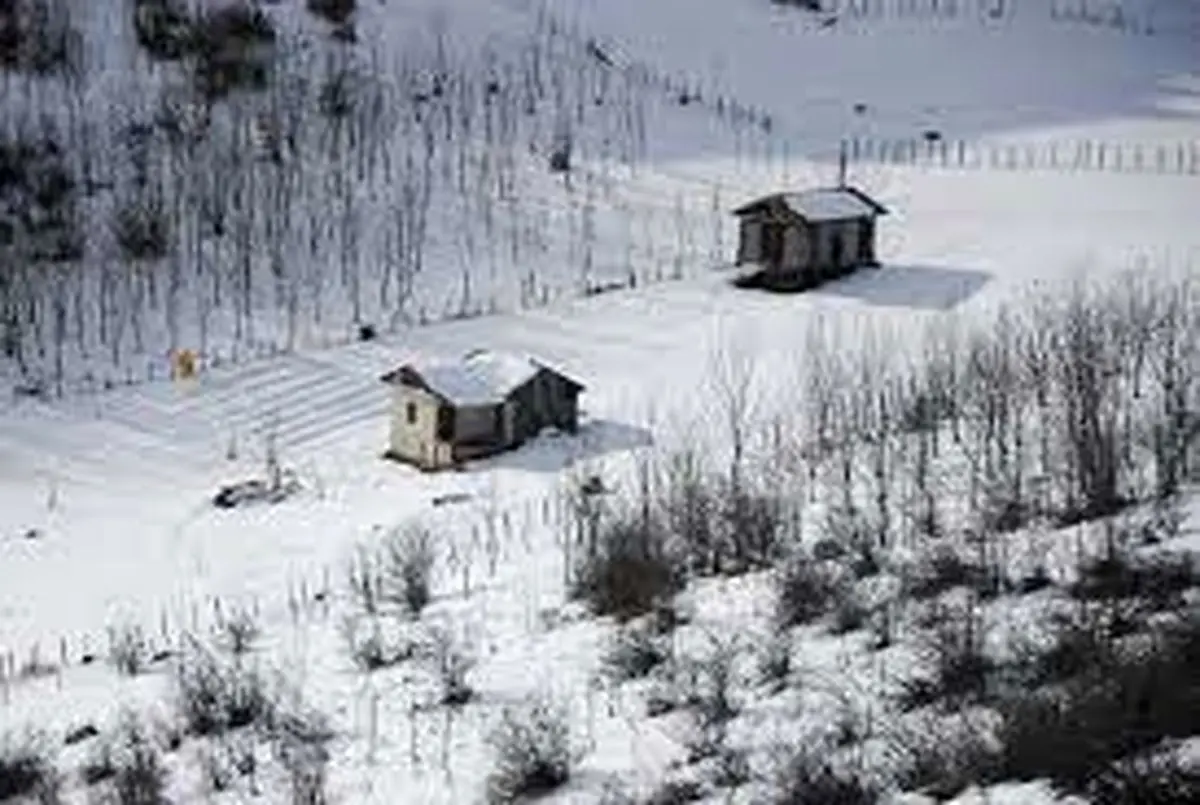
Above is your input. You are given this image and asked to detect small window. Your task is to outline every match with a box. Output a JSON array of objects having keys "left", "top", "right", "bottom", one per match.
[{"left": 406, "top": 402, "right": 418, "bottom": 424}]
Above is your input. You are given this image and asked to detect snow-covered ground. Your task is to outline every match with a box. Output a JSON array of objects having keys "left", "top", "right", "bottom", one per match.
[{"left": 2, "top": 0, "right": 1199, "bottom": 803}]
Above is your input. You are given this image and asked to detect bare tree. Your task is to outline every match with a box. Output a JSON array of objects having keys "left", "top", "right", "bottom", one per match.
[{"left": 706, "top": 323, "right": 761, "bottom": 529}]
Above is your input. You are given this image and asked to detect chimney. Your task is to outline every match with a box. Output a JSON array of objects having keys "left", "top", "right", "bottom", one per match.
[{"left": 837, "top": 138, "right": 848, "bottom": 188}]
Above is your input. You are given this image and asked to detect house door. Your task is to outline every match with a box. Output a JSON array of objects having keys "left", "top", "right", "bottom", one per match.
[
  {"left": 760, "top": 223, "right": 785, "bottom": 267},
  {"left": 830, "top": 230, "right": 845, "bottom": 273},
  {"left": 859, "top": 219, "right": 875, "bottom": 264}
]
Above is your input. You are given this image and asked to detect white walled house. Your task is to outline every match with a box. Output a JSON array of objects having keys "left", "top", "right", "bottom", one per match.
[{"left": 379, "top": 350, "right": 585, "bottom": 470}]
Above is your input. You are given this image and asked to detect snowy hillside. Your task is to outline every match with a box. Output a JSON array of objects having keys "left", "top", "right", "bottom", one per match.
[{"left": 1, "top": 0, "right": 1199, "bottom": 804}]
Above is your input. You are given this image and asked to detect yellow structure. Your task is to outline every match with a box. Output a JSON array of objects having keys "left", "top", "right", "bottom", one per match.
[{"left": 171, "top": 349, "right": 198, "bottom": 381}]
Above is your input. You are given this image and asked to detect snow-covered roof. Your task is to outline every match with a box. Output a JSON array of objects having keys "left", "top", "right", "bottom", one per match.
[
  {"left": 782, "top": 188, "right": 883, "bottom": 221},
  {"left": 381, "top": 350, "right": 582, "bottom": 406},
  {"left": 733, "top": 186, "right": 887, "bottom": 222}
]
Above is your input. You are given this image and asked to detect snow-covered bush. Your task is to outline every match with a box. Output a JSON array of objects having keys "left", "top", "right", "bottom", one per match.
[
  {"left": 106, "top": 714, "right": 169, "bottom": 805},
  {"left": 380, "top": 525, "right": 437, "bottom": 618},
  {"left": 995, "top": 608, "right": 1200, "bottom": 796},
  {"left": 429, "top": 624, "right": 476, "bottom": 706},
  {"left": 108, "top": 621, "right": 151, "bottom": 677},
  {"left": 340, "top": 614, "right": 414, "bottom": 672},
  {"left": 602, "top": 622, "right": 670, "bottom": 682},
  {"left": 774, "top": 557, "right": 848, "bottom": 629},
  {"left": 771, "top": 748, "right": 877, "bottom": 805},
  {"left": 571, "top": 504, "right": 685, "bottom": 622},
  {"left": 305, "top": 0, "right": 355, "bottom": 26},
  {"left": 173, "top": 637, "right": 273, "bottom": 737},
  {"left": 0, "top": 729, "right": 58, "bottom": 802},
  {"left": 486, "top": 695, "right": 573, "bottom": 803}
]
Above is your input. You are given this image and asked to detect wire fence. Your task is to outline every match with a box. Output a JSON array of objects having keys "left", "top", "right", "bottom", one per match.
[{"left": 846, "top": 136, "right": 1200, "bottom": 176}]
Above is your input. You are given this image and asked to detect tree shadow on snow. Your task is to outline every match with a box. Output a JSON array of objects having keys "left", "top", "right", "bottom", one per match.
[
  {"left": 816, "top": 263, "right": 992, "bottom": 311},
  {"left": 467, "top": 418, "right": 654, "bottom": 474}
]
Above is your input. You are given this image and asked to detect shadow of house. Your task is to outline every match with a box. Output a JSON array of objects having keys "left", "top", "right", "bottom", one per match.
[
  {"left": 817, "top": 263, "right": 992, "bottom": 311},
  {"left": 379, "top": 349, "right": 585, "bottom": 471},
  {"left": 470, "top": 417, "right": 655, "bottom": 474},
  {"left": 732, "top": 185, "right": 889, "bottom": 292}
]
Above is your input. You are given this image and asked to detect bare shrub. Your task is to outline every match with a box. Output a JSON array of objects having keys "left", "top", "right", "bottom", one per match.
[
  {"left": 131, "top": 0, "right": 194, "bottom": 60},
  {"left": 317, "top": 68, "right": 354, "bottom": 119},
  {"left": 1088, "top": 749, "right": 1200, "bottom": 805},
  {"left": 486, "top": 695, "right": 573, "bottom": 803},
  {"left": 688, "top": 634, "right": 741, "bottom": 729},
  {"left": 1016, "top": 605, "right": 1123, "bottom": 688},
  {"left": 892, "top": 714, "right": 1002, "bottom": 801},
  {"left": 82, "top": 737, "right": 116, "bottom": 785},
  {"left": 905, "top": 545, "right": 990, "bottom": 601},
  {"left": 661, "top": 448, "right": 720, "bottom": 577},
  {"left": 429, "top": 625, "right": 475, "bottom": 706},
  {"left": 0, "top": 730, "right": 59, "bottom": 802},
  {"left": 775, "top": 558, "right": 847, "bottom": 628},
  {"left": 757, "top": 627, "right": 792, "bottom": 691},
  {"left": 306, "top": 0, "right": 355, "bottom": 25},
  {"left": 341, "top": 615, "right": 414, "bottom": 672},
  {"left": 191, "top": 2, "right": 277, "bottom": 100},
  {"left": 217, "top": 605, "right": 262, "bottom": 657},
  {"left": 269, "top": 698, "right": 333, "bottom": 805},
  {"left": 0, "top": 131, "right": 80, "bottom": 264},
  {"left": 830, "top": 589, "right": 871, "bottom": 635},
  {"left": 113, "top": 199, "right": 172, "bottom": 261},
  {"left": 602, "top": 623, "right": 669, "bottom": 682},
  {"left": 898, "top": 604, "right": 993, "bottom": 712},
  {"left": 571, "top": 505, "right": 684, "bottom": 622},
  {"left": 347, "top": 547, "right": 383, "bottom": 616},
  {"left": 0, "top": 0, "right": 78, "bottom": 75},
  {"left": 996, "top": 609, "right": 1200, "bottom": 793},
  {"left": 380, "top": 525, "right": 436, "bottom": 617},
  {"left": 1071, "top": 545, "right": 1196, "bottom": 611},
  {"left": 108, "top": 621, "right": 150, "bottom": 676},
  {"left": 108, "top": 714, "right": 168, "bottom": 805},
  {"left": 772, "top": 749, "right": 878, "bottom": 805},
  {"left": 720, "top": 488, "right": 787, "bottom": 575},
  {"left": 642, "top": 777, "right": 705, "bottom": 804},
  {"left": 709, "top": 743, "right": 752, "bottom": 790},
  {"left": 173, "top": 637, "right": 273, "bottom": 737}
]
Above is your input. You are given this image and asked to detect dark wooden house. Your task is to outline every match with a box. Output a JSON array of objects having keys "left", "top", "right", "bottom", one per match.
[
  {"left": 379, "top": 350, "right": 585, "bottom": 470},
  {"left": 732, "top": 186, "right": 888, "bottom": 290}
]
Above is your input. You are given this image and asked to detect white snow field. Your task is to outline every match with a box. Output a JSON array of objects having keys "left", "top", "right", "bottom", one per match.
[{"left": 2, "top": 0, "right": 1200, "bottom": 803}]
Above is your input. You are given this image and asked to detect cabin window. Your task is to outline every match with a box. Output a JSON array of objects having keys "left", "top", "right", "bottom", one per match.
[{"left": 406, "top": 402, "right": 418, "bottom": 425}]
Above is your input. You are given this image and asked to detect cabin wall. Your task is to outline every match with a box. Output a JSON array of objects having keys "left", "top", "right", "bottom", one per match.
[
  {"left": 840, "top": 221, "right": 862, "bottom": 269},
  {"left": 388, "top": 386, "right": 451, "bottom": 467},
  {"left": 509, "top": 373, "right": 581, "bottom": 442},
  {"left": 454, "top": 404, "right": 500, "bottom": 445},
  {"left": 737, "top": 218, "right": 763, "bottom": 265},
  {"left": 782, "top": 223, "right": 812, "bottom": 271}
]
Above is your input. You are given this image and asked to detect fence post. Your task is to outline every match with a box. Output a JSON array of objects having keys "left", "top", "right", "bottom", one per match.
[{"left": 1098, "top": 142, "right": 1106, "bottom": 171}]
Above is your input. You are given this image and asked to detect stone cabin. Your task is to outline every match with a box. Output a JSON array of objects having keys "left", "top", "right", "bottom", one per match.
[
  {"left": 378, "top": 349, "right": 585, "bottom": 470},
  {"left": 732, "top": 186, "right": 888, "bottom": 289}
]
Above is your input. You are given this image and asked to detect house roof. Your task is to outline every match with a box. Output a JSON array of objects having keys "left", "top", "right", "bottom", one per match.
[
  {"left": 379, "top": 350, "right": 584, "bottom": 407},
  {"left": 732, "top": 186, "right": 888, "bottom": 222}
]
